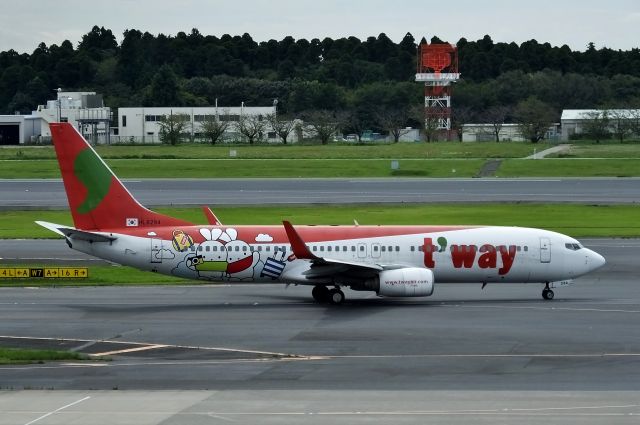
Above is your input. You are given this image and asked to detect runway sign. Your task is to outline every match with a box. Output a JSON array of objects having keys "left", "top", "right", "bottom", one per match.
[{"left": 0, "top": 268, "right": 88, "bottom": 279}]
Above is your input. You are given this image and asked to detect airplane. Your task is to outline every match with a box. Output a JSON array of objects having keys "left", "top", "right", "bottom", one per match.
[{"left": 37, "top": 123, "right": 606, "bottom": 305}]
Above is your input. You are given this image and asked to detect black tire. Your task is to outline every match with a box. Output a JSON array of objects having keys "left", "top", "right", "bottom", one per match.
[
  {"left": 312, "top": 285, "right": 329, "bottom": 303},
  {"left": 542, "top": 289, "right": 554, "bottom": 300}
]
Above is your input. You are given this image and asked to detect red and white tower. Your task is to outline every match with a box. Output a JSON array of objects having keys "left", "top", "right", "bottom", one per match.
[{"left": 415, "top": 42, "right": 460, "bottom": 140}]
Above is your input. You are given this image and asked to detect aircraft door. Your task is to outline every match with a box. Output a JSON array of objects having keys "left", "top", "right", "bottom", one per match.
[
  {"left": 151, "top": 238, "right": 163, "bottom": 263},
  {"left": 540, "top": 237, "right": 551, "bottom": 263}
]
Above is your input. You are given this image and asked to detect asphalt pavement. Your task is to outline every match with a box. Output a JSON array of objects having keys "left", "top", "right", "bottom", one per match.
[
  {"left": 2, "top": 177, "right": 639, "bottom": 208},
  {"left": 0, "top": 239, "right": 638, "bottom": 424}
]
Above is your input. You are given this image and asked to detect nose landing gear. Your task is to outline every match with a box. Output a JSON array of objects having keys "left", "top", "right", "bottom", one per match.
[{"left": 542, "top": 282, "right": 554, "bottom": 300}]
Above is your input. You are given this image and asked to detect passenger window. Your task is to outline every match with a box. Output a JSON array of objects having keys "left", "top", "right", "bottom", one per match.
[
  {"left": 197, "top": 246, "right": 202, "bottom": 252},
  {"left": 381, "top": 246, "right": 386, "bottom": 252},
  {"left": 266, "top": 246, "right": 270, "bottom": 252},
  {"left": 320, "top": 246, "right": 324, "bottom": 252},
  {"left": 374, "top": 246, "right": 379, "bottom": 252},
  {"left": 360, "top": 246, "right": 364, "bottom": 251},
  {"left": 312, "top": 246, "right": 317, "bottom": 251},
  {"left": 206, "top": 246, "right": 210, "bottom": 252},
  {"left": 328, "top": 247, "right": 332, "bottom": 252},
  {"left": 395, "top": 246, "right": 399, "bottom": 252},
  {"left": 411, "top": 246, "right": 415, "bottom": 252},
  {"left": 524, "top": 246, "right": 528, "bottom": 252},
  {"left": 351, "top": 246, "right": 356, "bottom": 252},
  {"left": 343, "top": 246, "right": 347, "bottom": 251}
]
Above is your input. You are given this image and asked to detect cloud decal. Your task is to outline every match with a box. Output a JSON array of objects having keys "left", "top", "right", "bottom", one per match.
[{"left": 255, "top": 233, "right": 273, "bottom": 242}]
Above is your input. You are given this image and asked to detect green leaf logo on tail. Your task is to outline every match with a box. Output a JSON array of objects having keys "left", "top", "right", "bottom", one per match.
[{"left": 73, "top": 149, "right": 112, "bottom": 213}]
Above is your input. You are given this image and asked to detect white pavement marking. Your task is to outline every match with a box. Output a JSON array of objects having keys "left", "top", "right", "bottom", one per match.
[
  {"left": 23, "top": 396, "right": 90, "bottom": 425},
  {"left": 89, "top": 344, "right": 169, "bottom": 357},
  {"left": 0, "top": 335, "right": 298, "bottom": 358}
]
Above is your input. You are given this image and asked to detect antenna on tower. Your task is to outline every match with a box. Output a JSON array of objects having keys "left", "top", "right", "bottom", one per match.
[{"left": 415, "top": 41, "right": 460, "bottom": 141}]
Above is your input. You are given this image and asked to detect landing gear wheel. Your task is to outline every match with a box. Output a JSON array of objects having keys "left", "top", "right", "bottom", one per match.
[
  {"left": 542, "top": 288, "right": 554, "bottom": 300},
  {"left": 328, "top": 288, "right": 345, "bottom": 305},
  {"left": 312, "top": 285, "right": 330, "bottom": 303}
]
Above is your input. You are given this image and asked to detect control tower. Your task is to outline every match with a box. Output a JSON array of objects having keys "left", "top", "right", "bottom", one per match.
[{"left": 415, "top": 41, "right": 460, "bottom": 140}]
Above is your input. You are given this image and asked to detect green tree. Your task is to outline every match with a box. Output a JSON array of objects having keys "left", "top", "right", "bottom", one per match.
[
  {"left": 581, "top": 110, "right": 611, "bottom": 142},
  {"left": 375, "top": 106, "right": 411, "bottom": 143},
  {"left": 514, "top": 97, "right": 555, "bottom": 143},
  {"left": 199, "top": 113, "right": 230, "bottom": 145},
  {"left": 305, "top": 110, "right": 341, "bottom": 144},
  {"left": 157, "top": 112, "right": 190, "bottom": 145},
  {"left": 265, "top": 112, "right": 296, "bottom": 144},
  {"left": 146, "top": 65, "right": 182, "bottom": 106},
  {"left": 482, "top": 106, "right": 511, "bottom": 142},
  {"left": 237, "top": 113, "right": 266, "bottom": 144}
]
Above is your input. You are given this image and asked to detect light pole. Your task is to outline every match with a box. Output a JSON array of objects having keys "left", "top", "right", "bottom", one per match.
[{"left": 54, "top": 88, "right": 62, "bottom": 122}]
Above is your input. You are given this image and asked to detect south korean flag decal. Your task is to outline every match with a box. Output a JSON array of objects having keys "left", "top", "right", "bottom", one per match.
[{"left": 126, "top": 218, "right": 139, "bottom": 227}]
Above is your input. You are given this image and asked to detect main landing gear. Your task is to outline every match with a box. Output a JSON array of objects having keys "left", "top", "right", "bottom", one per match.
[
  {"left": 312, "top": 285, "right": 345, "bottom": 305},
  {"left": 542, "top": 282, "right": 554, "bottom": 300}
]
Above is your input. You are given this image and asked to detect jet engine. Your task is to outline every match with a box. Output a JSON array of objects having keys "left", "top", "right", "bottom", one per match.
[{"left": 375, "top": 268, "right": 434, "bottom": 297}]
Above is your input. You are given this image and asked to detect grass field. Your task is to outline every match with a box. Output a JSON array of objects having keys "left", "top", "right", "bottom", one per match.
[
  {"left": 497, "top": 158, "right": 640, "bottom": 177},
  {"left": 6, "top": 204, "right": 640, "bottom": 239},
  {"left": 0, "top": 158, "right": 484, "bottom": 179},
  {"left": 548, "top": 143, "right": 640, "bottom": 158},
  {"left": 0, "top": 142, "right": 539, "bottom": 160},
  {"left": 0, "top": 347, "right": 85, "bottom": 364}
]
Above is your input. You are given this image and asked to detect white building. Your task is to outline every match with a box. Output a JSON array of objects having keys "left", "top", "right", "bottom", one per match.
[
  {"left": 462, "top": 123, "right": 559, "bottom": 142},
  {"left": 0, "top": 91, "right": 111, "bottom": 145},
  {"left": 116, "top": 105, "right": 279, "bottom": 143},
  {"left": 561, "top": 109, "right": 640, "bottom": 141}
]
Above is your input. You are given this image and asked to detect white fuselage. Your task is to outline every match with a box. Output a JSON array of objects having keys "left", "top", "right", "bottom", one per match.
[{"left": 67, "top": 226, "right": 605, "bottom": 288}]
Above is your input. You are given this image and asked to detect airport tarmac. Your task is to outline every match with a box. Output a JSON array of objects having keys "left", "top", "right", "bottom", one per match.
[
  {"left": 2, "top": 177, "right": 640, "bottom": 208},
  {"left": 0, "top": 239, "right": 639, "bottom": 424}
]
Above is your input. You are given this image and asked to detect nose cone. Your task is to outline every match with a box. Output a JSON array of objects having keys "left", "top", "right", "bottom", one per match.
[{"left": 587, "top": 249, "right": 606, "bottom": 272}]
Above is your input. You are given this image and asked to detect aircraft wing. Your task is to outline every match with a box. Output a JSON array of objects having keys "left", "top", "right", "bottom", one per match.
[
  {"left": 35, "top": 221, "right": 117, "bottom": 243},
  {"left": 283, "top": 221, "right": 385, "bottom": 281}
]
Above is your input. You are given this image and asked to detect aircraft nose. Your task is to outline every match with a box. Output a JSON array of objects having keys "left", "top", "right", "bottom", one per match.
[{"left": 587, "top": 249, "right": 606, "bottom": 271}]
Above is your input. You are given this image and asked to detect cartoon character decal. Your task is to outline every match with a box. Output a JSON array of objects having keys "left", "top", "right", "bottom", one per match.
[
  {"left": 172, "top": 228, "right": 268, "bottom": 281},
  {"left": 171, "top": 229, "right": 194, "bottom": 252},
  {"left": 261, "top": 251, "right": 287, "bottom": 279}
]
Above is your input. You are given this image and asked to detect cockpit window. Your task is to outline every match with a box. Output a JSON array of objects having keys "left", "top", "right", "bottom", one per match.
[{"left": 565, "top": 243, "right": 582, "bottom": 251}]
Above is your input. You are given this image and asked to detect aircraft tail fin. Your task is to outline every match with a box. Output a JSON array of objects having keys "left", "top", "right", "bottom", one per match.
[{"left": 49, "top": 123, "right": 192, "bottom": 230}]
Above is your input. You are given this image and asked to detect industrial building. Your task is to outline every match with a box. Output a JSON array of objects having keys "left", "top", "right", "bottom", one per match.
[
  {"left": 462, "top": 123, "right": 560, "bottom": 142},
  {"left": 0, "top": 91, "right": 111, "bottom": 145},
  {"left": 116, "top": 105, "right": 279, "bottom": 143},
  {"left": 561, "top": 109, "right": 640, "bottom": 140}
]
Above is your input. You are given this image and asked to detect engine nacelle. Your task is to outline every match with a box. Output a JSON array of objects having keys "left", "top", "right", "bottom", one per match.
[{"left": 376, "top": 268, "right": 434, "bottom": 297}]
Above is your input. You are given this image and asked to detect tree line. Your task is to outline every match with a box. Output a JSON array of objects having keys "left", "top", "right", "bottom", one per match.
[{"left": 1, "top": 26, "right": 640, "bottom": 141}]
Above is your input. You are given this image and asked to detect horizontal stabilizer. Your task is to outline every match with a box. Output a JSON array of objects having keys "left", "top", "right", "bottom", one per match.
[{"left": 35, "top": 221, "right": 116, "bottom": 243}]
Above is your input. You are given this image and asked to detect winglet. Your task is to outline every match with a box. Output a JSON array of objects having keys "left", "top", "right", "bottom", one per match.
[
  {"left": 202, "top": 206, "right": 222, "bottom": 225},
  {"left": 283, "top": 221, "right": 317, "bottom": 260}
]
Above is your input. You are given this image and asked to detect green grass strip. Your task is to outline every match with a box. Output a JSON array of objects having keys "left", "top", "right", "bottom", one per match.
[
  {"left": 5, "top": 204, "right": 640, "bottom": 239},
  {"left": 0, "top": 158, "right": 483, "bottom": 178},
  {"left": 0, "top": 347, "right": 85, "bottom": 364},
  {"left": 498, "top": 158, "right": 640, "bottom": 177},
  {"left": 0, "top": 142, "right": 538, "bottom": 161}
]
